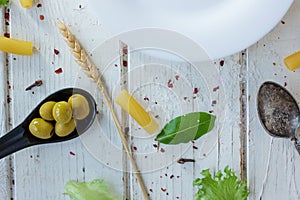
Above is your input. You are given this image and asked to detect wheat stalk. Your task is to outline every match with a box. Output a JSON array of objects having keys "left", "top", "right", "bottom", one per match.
[{"left": 57, "top": 21, "right": 149, "bottom": 200}]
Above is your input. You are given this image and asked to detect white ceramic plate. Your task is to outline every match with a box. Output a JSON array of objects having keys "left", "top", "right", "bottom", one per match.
[{"left": 87, "top": 0, "right": 293, "bottom": 60}]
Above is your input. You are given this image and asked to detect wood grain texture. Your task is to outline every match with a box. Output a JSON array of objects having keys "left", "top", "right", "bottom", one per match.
[
  {"left": 248, "top": 1, "right": 300, "bottom": 200},
  {"left": 4, "top": 0, "right": 300, "bottom": 199},
  {"left": 8, "top": 1, "right": 121, "bottom": 200},
  {"left": 0, "top": 7, "right": 11, "bottom": 200},
  {"left": 124, "top": 50, "right": 243, "bottom": 199}
]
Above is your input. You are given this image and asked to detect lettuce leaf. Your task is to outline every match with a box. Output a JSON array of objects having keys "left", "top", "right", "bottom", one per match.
[
  {"left": 0, "top": 0, "right": 9, "bottom": 6},
  {"left": 64, "top": 179, "right": 119, "bottom": 200},
  {"left": 193, "top": 166, "right": 249, "bottom": 200}
]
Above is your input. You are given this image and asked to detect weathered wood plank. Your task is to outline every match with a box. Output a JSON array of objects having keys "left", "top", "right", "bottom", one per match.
[
  {"left": 8, "top": 0, "right": 122, "bottom": 199},
  {"left": 0, "top": 6, "right": 11, "bottom": 200},
  {"left": 248, "top": 1, "right": 300, "bottom": 199},
  {"left": 125, "top": 48, "right": 243, "bottom": 199}
]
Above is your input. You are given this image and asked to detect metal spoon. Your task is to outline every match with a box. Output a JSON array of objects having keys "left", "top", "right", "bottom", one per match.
[
  {"left": 0, "top": 88, "right": 96, "bottom": 159},
  {"left": 257, "top": 81, "right": 300, "bottom": 154}
]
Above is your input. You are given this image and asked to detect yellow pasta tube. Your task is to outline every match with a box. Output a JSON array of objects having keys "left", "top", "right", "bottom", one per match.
[
  {"left": 19, "top": 0, "right": 33, "bottom": 8},
  {"left": 116, "top": 90, "right": 159, "bottom": 134},
  {"left": 284, "top": 51, "right": 300, "bottom": 71},
  {"left": 0, "top": 36, "right": 33, "bottom": 56}
]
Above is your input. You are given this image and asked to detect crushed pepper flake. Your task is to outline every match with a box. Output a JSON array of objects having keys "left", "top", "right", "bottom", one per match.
[
  {"left": 193, "top": 88, "right": 199, "bottom": 94},
  {"left": 167, "top": 80, "right": 174, "bottom": 88},
  {"left": 213, "top": 86, "right": 220, "bottom": 92},
  {"left": 175, "top": 75, "right": 180, "bottom": 80},
  {"left": 37, "top": 3, "right": 42, "bottom": 8},
  {"left": 212, "top": 100, "right": 217, "bottom": 106},
  {"left": 39, "top": 15, "right": 45, "bottom": 20},
  {"left": 54, "top": 49, "right": 60, "bottom": 55},
  {"left": 132, "top": 146, "right": 137, "bottom": 151},
  {"left": 220, "top": 60, "right": 225, "bottom": 66},
  {"left": 161, "top": 188, "right": 167, "bottom": 192},
  {"left": 4, "top": 33, "right": 10, "bottom": 38},
  {"left": 55, "top": 68, "right": 63, "bottom": 74},
  {"left": 70, "top": 151, "right": 75, "bottom": 156}
]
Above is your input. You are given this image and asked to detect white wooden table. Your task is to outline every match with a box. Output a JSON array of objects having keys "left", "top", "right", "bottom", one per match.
[{"left": 1, "top": 1, "right": 300, "bottom": 200}]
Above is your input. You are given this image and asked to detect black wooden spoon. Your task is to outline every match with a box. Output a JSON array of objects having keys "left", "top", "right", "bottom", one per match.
[
  {"left": 257, "top": 81, "right": 300, "bottom": 154},
  {"left": 0, "top": 88, "right": 96, "bottom": 159}
]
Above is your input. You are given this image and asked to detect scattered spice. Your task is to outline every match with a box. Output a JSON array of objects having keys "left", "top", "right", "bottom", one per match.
[
  {"left": 175, "top": 75, "right": 180, "bottom": 80},
  {"left": 55, "top": 68, "right": 63, "bottom": 74},
  {"left": 167, "top": 80, "right": 174, "bottom": 88},
  {"left": 123, "top": 60, "right": 128, "bottom": 67},
  {"left": 161, "top": 188, "right": 167, "bottom": 192},
  {"left": 220, "top": 60, "right": 225, "bottom": 66},
  {"left": 54, "top": 49, "right": 60, "bottom": 55},
  {"left": 193, "top": 146, "right": 198, "bottom": 150},
  {"left": 284, "top": 82, "right": 287, "bottom": 87},
  {"left": 132, "top": 146, "right": 137, "bottom": 151},
  {"left": 25, "top": 80, "right": 43, "bottom": 91},
  {"left": 177, "top": 158, "right": 195, "bottom": 164},
  {"left": 193, "top": 88, "right": 199, "bottom": 94},
  {"left": 144, "top": 97, "right": 149, "bottom": 101},
  {"left": 69, "top": 151, "right": 75, "bottom": 156},
  {"left": 4, "top": 12, "right": 9, "bottom": 20},
  {"left": 160, "top": 148, "right": 165, "bottom": 153},
  {"left": 211, "top": 100, "right": 217, "bottom": 106},
  {"left": 149, "top": 189, "right": 153, "bottom": 193},
  {"left": 4, "top": 33, "right": 10, "bottom": 38},
  {"left": 37, "top": 3, "right": 42, "bottom": 8},
  {"left": 281, "top": 20, "right": 285, "bottom": 24},
  {"left": 213, "top": 86, "right": 220, "bottom": 92},
  {"left": 39, "top": 15, "right": 45, "bottom": 21},
  {"left": 170, "top": 175, "right": 174, "bottom": 179}
]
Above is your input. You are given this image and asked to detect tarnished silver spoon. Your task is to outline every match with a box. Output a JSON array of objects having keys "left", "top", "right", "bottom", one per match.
[
  {"left": 0, "top": 88, "right": 97, "bottom": 159},
  {"left": 257, "top": 81, "right": 300, "bottom": 154}
]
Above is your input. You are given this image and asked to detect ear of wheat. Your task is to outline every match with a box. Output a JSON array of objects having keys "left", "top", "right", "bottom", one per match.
[{"left": 57, "top": 21, "right": 149, "bottom": 200}]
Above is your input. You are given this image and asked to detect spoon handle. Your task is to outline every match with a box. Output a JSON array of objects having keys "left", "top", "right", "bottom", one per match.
[
  {"left": 0, "top": 125, "right": 30, "bottom": 159},
  {"left": 292, "top": 137, "right": 300, "bottom": 155}
]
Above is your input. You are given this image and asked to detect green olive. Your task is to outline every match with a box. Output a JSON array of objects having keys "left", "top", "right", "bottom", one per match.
[
  {"left": 52, "top": 101, "right": 72, "bottom": 124},
  {"left": 68, "top": 94, "right": 90, "bottom": 120},
  {"left": 29, "top": 118, "right": 54, "bottom": 139},
  {"left": 55, "top": 119, "right": 76, "bottom": 137},
  {"left": 39, "top": 101, "right": 56, "bottom": 121}
]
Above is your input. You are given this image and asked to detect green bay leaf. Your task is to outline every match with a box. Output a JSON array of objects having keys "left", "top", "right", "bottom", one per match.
[{"left": 156, "top": 112, "right": 216, "bottom": 144}]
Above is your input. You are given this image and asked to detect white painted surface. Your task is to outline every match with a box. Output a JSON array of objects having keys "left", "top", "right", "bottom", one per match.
[{"left": 0, "top": 0, "right": 299, "bottom": 200}]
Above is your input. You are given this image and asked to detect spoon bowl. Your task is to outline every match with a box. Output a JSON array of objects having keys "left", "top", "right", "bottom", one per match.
[
  {"left": 0, "top": 88, "right": 97, "bottom": 159},
  {"left": 257, "top": 81, "right": 300, "bottom": 154}
]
